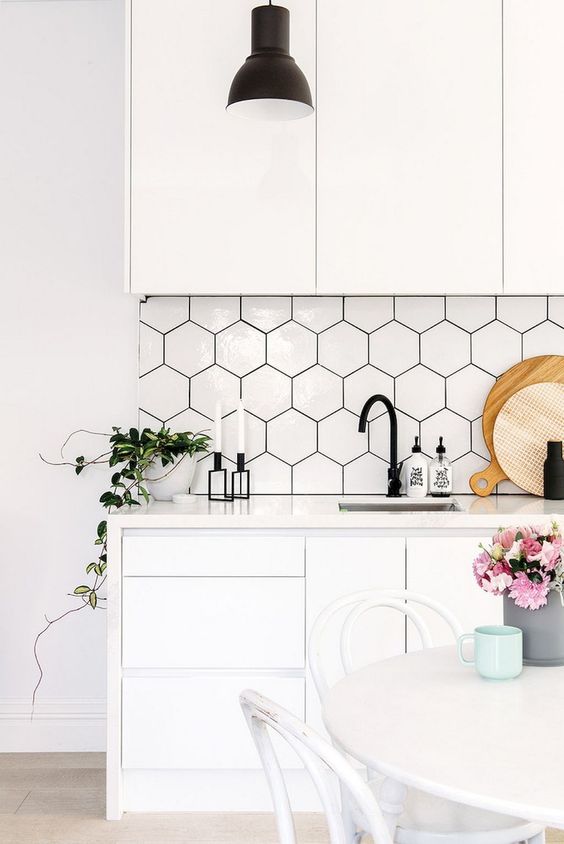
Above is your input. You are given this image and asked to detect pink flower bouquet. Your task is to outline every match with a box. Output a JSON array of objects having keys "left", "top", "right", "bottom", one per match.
[{"left": 474, "top": 520, "right": 563, "bottom": 611}]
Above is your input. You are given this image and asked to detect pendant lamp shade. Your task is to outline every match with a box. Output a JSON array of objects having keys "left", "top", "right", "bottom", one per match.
[{"left": 227, "top": 4, "right": 313, "bottom": 121}]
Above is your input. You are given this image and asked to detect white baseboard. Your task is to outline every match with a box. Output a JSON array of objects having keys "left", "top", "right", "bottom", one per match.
[{"left": 0, "top": 699, "right": 106, "bottom": 752}]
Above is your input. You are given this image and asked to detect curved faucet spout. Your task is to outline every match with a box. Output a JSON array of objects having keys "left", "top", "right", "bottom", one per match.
[{"left": 358, "top": 394, "right": 401, "bottom": 497}]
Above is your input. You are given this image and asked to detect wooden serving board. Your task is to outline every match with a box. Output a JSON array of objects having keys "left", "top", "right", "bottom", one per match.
[{"left": 469, "top": 355, "right": 564, "bottom": 496}]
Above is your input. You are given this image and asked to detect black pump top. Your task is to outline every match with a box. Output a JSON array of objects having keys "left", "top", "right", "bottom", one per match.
[
  {"left": 436, "top": 436, "right": 446, "bottom": 454},
  {"left": 412, "top": 436, "right": 421, "bottom": 453}
]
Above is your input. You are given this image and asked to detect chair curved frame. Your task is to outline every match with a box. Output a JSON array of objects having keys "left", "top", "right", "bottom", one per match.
[
  {"left": 308, "top": 588, "right": 464, "bottom": 702},
  {"left": 240, "top": 688, "right": 394, "bottom": 844}
]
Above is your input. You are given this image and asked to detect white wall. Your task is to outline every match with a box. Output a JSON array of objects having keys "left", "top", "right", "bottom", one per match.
[{"left": 0, "top": 0, "right": 138, "bottom": 749}]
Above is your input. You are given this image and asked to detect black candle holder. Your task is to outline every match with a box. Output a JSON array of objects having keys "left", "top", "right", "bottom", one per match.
[
  {"left": 208, "top": 452, "right": 233, "bottom": 501},
  {"left": 232, "top": 452, "right": 250, "bottom": 499}
]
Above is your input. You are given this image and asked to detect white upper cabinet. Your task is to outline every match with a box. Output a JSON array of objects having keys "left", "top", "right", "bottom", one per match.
[
  {"left": 504, "top": 1, "right": 564, "bottom": 294},
  {"left": 317, "top": 1, "right": 503, "bottom": 295},
  {"left": 128, "top": 0, "right": 315, "bottom": 295}
]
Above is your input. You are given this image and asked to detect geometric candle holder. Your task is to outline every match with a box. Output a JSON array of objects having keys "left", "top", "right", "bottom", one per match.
[
  {"left": 208, "top": 452, "right": 233, "bottom": 502},
  {"left": 232, "top": 452, "right": 250, "bottom": 500}
]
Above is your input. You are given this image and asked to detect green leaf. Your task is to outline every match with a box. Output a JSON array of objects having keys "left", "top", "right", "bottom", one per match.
[
  {"left": 89, "top": 591, "right": 98, "bottom": 609},
  {"left": 75, "top": 465, "right": 84, "bottom": 475},
  {"left": 74, "top": 585, "right": 90, "bottom": 595},
  {"left": 86, "top": 562, "right": 97, "bottom": 574}
]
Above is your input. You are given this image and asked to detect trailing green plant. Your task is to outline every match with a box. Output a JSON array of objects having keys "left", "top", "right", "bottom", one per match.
[{"left": 33, "top": 426, "right": 211, "bottom": 707}]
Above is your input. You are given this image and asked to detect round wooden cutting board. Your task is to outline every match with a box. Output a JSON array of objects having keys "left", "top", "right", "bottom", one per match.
[
  {"left": 469, "top": 355, "right": 564, "bottom": 496},
  {"left": 493, "top": 382, "right": 564, "bottom": 496}
]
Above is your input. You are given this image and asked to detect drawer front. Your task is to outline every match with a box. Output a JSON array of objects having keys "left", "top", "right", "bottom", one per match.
[
  {"left": 123, "top": 577, "right": 305, "bottom": 668},
  {"left": 122, "top": 675, "right": 304, "bottom": 769},
  {"left": 122, "top": 535, "right": 305, "bottom": 577}
]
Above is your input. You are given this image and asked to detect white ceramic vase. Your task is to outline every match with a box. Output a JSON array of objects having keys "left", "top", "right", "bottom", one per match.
[{"left": 144, "top": 454, "right": 197, "bottom": 501}]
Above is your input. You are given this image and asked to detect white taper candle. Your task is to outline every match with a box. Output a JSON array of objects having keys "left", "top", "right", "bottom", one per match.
[
  {"left": 214, "top": 400, "right": 222, "bottom": 452},
  {"left": 237, "top": 399, "right": 245, "bottom": 453}
]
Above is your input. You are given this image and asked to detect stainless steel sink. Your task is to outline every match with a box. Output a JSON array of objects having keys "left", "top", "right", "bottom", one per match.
[{"left": 338, "top": 499, "right": 462, "bottom": 513}]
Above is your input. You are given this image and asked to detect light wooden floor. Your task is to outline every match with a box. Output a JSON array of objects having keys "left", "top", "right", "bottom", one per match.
[{"left": 0, "top": 753, "right": 560, "bottom": 844}]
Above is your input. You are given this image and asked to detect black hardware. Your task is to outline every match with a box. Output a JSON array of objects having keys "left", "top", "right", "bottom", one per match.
[
  {"left": 358, "top": 394, "right": 402, "bottom": 497},
  {"left": 232, "top": 452, "right": 251, "bottom": 500},
  {"left": 208, "top": 452, "right": 233, "bottom": 502}
]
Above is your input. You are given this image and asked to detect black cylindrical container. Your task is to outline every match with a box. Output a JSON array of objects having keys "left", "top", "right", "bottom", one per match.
[{"left": 544, "top": 440, "right": 564, "bottom": 500}]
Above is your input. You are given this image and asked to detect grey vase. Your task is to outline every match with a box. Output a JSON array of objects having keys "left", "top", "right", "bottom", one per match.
[{"left": 503, "top": 590, "right": 564, "bottom": 666}]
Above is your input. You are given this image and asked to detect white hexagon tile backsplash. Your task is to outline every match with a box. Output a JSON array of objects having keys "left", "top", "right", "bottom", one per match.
[{"left": 138, "top": 296, "right": 564, "bottom": 495}]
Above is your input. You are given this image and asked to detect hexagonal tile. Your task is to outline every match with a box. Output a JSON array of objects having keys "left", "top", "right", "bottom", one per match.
[
  {"left": 319, "top": 322, "right": 367, "bottom": 376},
  {"left": 345, "top": 297, "right": 393, "bottom": 332},
  {"left": 267, "top": 322, "right": 316, "bottom": 376},
  {"left": 369, "top": 410, "right": 419, "bottom": 463},
  {"left": 190, "top": 297, "right": 239, "bottom": 332},
  {"left": 344, "top": 452, "right": 388, "bottom": 495},
  {"left": 497, "top": 296, "right": 547, "bottom": 331},
  {"left": 318, "top": 409, "right": 367, "bottom": 465},
  {"left": 247, "top": 452, "right": 291, "bottom": 494},
  {"left": 241, "top": 297, "right": 291, "bottom": 331},
  {"left": 523, "top": 320, "right": 564, "bottom": 358},
  {"left": 447, "top": 366, "right": 495, "bottom": 421},
  {"left": 166, "top": 322, "right": 214, "bottom": 376},
  {"left": 343, "top": 365, "right": 394, "bottom": 419},
  {"left": 165, "top": 407, "right": 212, "bottom": 437},
  {"left": 140, "top": 297, "right": 189, "bottom": 333},
  {"left": 446, "top": 297, "right": 495, "bottom": 332},
  {"left": 139, "top": 323, "right": 163, "bottom": 376},
  {"left": 267, "top": 410, "right": 317, "bottom": 465},
  {"left": 139, "top": 409, "right": 163, "bottom": 430},
  {"left": 395, "top": 297, "right": 444, "bottom": 331},
  {"left": 293, "top": 365, "right": 342, "bottom": 421},
  {"left": 549, "top": 297, "right": 564, "bottom": 327},
  {"left": 216, "top": 321, "right": 265, "bottom": 377},
  {"left": 242, "top": 365, "right": 291, "bottom": 421},
  {"left": 421, "top": 409, "right": 470, "bottom": 461},
  {"left": 221, "top": 410, "right": 265, "bottom": 462},
  {"left": 190, "top": 365, "right": 240, "bottom": 418},
  {"left": 451, "top": 452, "right": 489, "bottom": 494},
  {"left": 293, "top": 297, "right": 342, "bottom": 332},
  {"left": 421, "top": 322, "right": 470, "bottom": 376},
  {"left": 472, "top": 322, "right": 521, "bottom": 376},
  {"left": 471, "top": 418, "right": 489, "bottom": 460},
  {"left": 139, "top": 365, "right": 189, "bottom": 420},
  {"left": 190, "top": 452, "right": 235, "bottom": 494},
  {"left": 293, "top": 454, "right": 342, "bottom": 494},
  {"left": 396, "top": 365, "right": 445, "bottom": 420},
  {"left": 370, "top": 322, "right": 419, "bottom": 376}
]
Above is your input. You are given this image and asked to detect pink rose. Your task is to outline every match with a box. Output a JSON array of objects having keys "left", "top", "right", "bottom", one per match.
[
  {"left": 473, "top": 550, "right": 491, "bottom": 587},
  {"left": 516, "top": 525, "right": 535, "bottom": 540},
  {"left": 540, "top": 539, "right": 562, "bottom": 571},
  {"left": 493, "top": 527, "right": 517, "bottom": 550},
  {"left": 521, "top": 537, "right": 543, "bottom": 562},
  {"left": 492, "top": 560, "right": 512, "bottom": 577}
]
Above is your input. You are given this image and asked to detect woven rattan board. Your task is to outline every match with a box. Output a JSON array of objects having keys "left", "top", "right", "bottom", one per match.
[{"left": 493, "top": 382, "right": 564, "bottom": 496}]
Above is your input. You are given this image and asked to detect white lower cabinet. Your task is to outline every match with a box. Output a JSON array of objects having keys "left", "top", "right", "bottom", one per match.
[
  {"left": 406, "top": 537, "right": 503, "bottom": 649},
  {"left": 122, "top": 675, "right": 304, "bottom": 770},
  {"left": 123, "top": 576, "right": 305, "bottom": 669},
  {"left": 110, "top": 528, "right": 504, "bottom": 817},
  {"left": 305, "top": 537, "right": 406, "bottom": 734}
]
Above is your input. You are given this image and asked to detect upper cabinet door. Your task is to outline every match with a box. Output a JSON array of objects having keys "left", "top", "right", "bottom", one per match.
[
  {"left": 504, "top": 1, "right": 564, "bottom": 294},
  {"left": 128, "top": 0, "right": 315, "bottom": 296},
  {"left": 317, "top": 1, "right": 503, "bottom": 295}
]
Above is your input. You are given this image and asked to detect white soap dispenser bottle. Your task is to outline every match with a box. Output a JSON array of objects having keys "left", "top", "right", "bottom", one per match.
[
  {"left": 429, "top": 436, "right": 452, "bottom": 497},
  {"left": 403, "top": 436, "right": 429, "bottom": 498}
]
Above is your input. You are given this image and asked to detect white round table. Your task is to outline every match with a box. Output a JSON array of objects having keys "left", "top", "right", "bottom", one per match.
[{"left": 323, "top": 646, "right": 564, "bottom": 829}]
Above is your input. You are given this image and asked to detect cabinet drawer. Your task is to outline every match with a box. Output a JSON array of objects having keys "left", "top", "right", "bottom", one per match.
[
  {"left": 122, "top": 535, "right": 305, "bottom": 577},
  {"left": 122, "top": 675, "right": 304, "bottom": 769},
  {"left": 123, "top": 577, "right": 305, "bottom": 668}
]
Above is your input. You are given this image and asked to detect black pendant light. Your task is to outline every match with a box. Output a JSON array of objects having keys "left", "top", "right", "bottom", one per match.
[{"left": 227, "top": 2, "right": 313, "bottom": 121}]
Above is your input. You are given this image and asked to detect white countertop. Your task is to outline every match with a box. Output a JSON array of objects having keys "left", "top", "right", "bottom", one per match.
[{"left": 110, "top": 494, "right": 564, "bottom": 531}]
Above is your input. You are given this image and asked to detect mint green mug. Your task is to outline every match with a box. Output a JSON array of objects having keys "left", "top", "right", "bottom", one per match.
[{"left": 458, "top": 625, "right": 523, "bottom": 680}]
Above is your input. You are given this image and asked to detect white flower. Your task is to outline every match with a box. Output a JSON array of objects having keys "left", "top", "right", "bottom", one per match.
[{"left": 483, "top": 572, "right": 513, "bottom": 593}]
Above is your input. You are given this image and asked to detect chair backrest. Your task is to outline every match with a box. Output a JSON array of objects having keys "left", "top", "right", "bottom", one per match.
[
  {"left": 240, "top": 688, "right": 393, "bottom": 844},
  {"left": 308, "top": 589, "right": 463, "bottom": 702}
]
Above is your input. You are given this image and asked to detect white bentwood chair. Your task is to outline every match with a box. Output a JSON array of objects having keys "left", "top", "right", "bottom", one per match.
[
  {"left": 308, "top": 588, "right": 545, "bottom": 844},
  {"left": 240, "top": 688, "right": 395, "bottom": 844}
]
